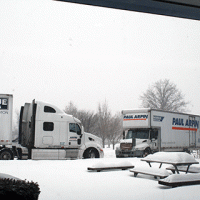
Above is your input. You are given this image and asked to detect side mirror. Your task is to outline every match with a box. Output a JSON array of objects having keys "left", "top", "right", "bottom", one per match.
[
  {"left": 123, "top": 131, "right": 125, "bottom": 139},
  {"left": 78, "top": 139, "right": 81, "bottom": 145}
]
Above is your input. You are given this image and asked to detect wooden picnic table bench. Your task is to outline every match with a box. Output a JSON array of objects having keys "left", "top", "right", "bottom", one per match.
[
  {"left": 159, "top": 173, "right": 200, "bottom": 188},
  {"left": 87, "top": 165, "right": 134, "bottom": 172},
  {"left": 88, "top": 161, "right": 134, "bottom": 172},
  {"left": 130, "top": 167, "right": 169, "bottom": 179}
]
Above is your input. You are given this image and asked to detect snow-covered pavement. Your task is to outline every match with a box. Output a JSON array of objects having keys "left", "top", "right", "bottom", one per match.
[{"left": 1, "top": 147, "right": 200, "bottom": 200}]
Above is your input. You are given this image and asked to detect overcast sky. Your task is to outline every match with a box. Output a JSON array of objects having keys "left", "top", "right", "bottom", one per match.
[{"left": 1, "top": 0, "right": 200, "bottom": 119}]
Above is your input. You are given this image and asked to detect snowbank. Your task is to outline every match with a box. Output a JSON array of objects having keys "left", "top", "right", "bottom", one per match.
[
  {"left": 0, "top": 173, "right": 21, "bottom": 180},
  {"left": 142, "top": 152, "right": 198, "bottom": 164}
]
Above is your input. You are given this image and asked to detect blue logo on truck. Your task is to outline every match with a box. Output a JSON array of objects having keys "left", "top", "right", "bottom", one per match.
[{"left": 153, "top": 115, "right": 164, "bottom": 122}]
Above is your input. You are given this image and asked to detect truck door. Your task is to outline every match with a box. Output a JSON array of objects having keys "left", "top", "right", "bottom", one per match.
[
  {"left": 149, "top": 129, "right": 158, "bottom": 151},
  {"left": 189, "top": 116, "right": 196, "bottom": 147},
  {"left": 68, "top": 123, "right": 82, "bottom": 147}
]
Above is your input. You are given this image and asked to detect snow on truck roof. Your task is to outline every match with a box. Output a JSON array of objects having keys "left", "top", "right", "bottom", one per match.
[
  {"left": 122, "top": 108, "right": 151, "bottom": 114},
  {"left": 122, "top": 108, "right": 200, "bottom": 117}
]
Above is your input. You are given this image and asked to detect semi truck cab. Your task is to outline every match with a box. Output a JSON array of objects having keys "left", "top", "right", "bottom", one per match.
[
  {"left": 19, "top": 100, "right": 104, "bottom": 159},
  {"left": 116, "top": 128, "right": 159, "bottom": 157}
]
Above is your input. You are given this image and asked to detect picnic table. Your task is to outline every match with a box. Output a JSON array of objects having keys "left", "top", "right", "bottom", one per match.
[
  {"left": 141, "top": 152, "right": 199, "bottom": 174},
  {"left": 130, "top": 152, "right": 200, "bottom": 187}
]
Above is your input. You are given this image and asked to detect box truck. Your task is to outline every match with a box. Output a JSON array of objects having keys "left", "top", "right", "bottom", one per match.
[
  {"left": 0, "top": 94, "right": 104, "bottom": 160},
  {"left": 115, "top": 108, "right": 200, "bottom": 157}
]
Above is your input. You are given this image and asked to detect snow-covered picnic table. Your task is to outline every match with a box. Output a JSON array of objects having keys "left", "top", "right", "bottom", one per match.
[
  {"left": 130, "top": 152, "right": 199, "bottom": 180},
  {"left": 141, "top": 152, "right": 199, "bottom": 174}
]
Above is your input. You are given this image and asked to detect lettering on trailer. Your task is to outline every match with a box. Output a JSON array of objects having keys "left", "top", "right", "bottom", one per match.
[
  {"left": 69, "top": 137, "right": 77, "bottom": 141},
  {"left": 0, "top": 98, "right": 8, "bottom": 110},
  {"left": 0, "top": 111, "right": 8, "bottom": 114},
  {"left": 123, "top": 114, "right": 148, "bottom": 121},
  {"left": 172, "top": 118, "right": 199, "bottom": 131}
]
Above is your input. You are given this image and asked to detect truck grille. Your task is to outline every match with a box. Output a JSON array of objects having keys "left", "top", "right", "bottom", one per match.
[{"left": 120, "top": 143, "right": 133, "bottom": 150}]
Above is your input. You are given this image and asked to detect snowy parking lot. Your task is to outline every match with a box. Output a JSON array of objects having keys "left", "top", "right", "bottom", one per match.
[{"left": 1, "top": 147, "right": 200, "bottom": 200}]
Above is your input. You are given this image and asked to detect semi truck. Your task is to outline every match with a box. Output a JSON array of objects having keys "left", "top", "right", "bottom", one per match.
[
  {"left": 115, "top": 108, "right": 200, "bottom": 157},
  {"left": 0, "top": 94, "right": 104, "bottom": 160}
]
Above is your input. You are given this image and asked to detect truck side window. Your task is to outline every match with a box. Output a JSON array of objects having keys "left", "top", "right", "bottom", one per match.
[
  {"left": 44, "top": 106, "right": 56, "bottom": 113},
  {"left": 43, "top": 122, "right": 54, "bottom": 131},
  {"left": 69, "top": 123, "right": 81, "bottom": 135}
]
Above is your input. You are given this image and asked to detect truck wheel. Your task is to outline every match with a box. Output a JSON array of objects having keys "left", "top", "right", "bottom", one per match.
[
  {"left": 83, "top": 148, "right": 99, "bottom": 159},
  {"left": 0, "top": 149, "right": 14, "bottom": 160},
  {"left": 143, "top": 147, "right": 151, "bottom": 157}
]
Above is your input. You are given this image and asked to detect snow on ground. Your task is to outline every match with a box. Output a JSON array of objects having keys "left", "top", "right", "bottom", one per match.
[{"left": 1, "top": 147, "right": 200, "bottom": 200}]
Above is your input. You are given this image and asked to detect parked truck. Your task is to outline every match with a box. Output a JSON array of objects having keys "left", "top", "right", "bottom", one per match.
[
  {"left": 115, "top": 108, "right": 200, "bottom": 157},
  {"left": 0, "top": 94, "right": 104, "bottom": 160}
]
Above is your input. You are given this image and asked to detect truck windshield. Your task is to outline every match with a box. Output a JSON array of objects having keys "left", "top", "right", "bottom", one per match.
[{"left": 126, "top": 130, "right": 149, "bottom": 139}]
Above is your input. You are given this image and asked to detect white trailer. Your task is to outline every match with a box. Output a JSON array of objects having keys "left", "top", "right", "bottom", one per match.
[
  {"left": 115, "top": 108, "right": 200, "bottom": 157},
  {"left": 0, "top": 94, "right": 104, "bottom": 160},
  {"left": 0, "top": 94, "right": 14, "bottom": 158}
]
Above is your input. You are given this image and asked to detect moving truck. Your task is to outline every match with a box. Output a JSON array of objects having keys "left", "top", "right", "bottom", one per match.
[
  {"left": 0, "top": 94, "right": 104, "bottom": 160},
  {"left": 115, "top": 108, "right": 200, "bottom": 157}
]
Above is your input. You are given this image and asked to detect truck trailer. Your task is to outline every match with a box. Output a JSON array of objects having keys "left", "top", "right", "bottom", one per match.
[
  {"left": 115, "top": 108, "right": 200, "bottom": 157},
  {"left": 0, "top": 94, "right": 104, "bottom": 160}
]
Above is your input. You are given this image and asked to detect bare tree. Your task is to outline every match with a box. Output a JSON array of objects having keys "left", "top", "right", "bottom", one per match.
[
  {"left": 140, "top": 79, "right": 189, "bottom": 112},
  {"left": 95, "top": 100, "right": 111, "bottom": 148},
  {"left": 64, "top": 101, "right": 78, "bottom": 117},
  {"left": 107, "top": 113, "right": 123, "bottom": 149},
  {"left": 64, "top": 100, "right": 123, "bottom": 148},
  {"left": 64, "top": 101, "right": 95, "bottom": 133},
  {"left": 76, "top": 110, "right": 96, "bottom": 133}
]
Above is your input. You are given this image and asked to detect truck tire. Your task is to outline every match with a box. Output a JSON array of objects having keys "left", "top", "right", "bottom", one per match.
[
  {"left": 0, "top": 149, "right": 14, "bottom": 160},
  {"left": 143, "top": 147, "right": 151, "bottom": 157},
  {"left": 83, "top": 148, "right": 99, "bottom": 159}
]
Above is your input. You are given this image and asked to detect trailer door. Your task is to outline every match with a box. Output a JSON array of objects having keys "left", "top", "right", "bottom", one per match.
[{"left": 189, "top": 116, "right": 196, "bottom": 148}]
